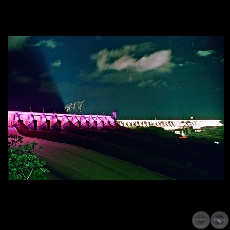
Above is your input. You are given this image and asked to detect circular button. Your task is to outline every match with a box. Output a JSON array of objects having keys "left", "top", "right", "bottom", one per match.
[
  {"left": 211, "top": 211, "right": 228, "bottom": 229},
  {"left": 192, "top": 211, "right": 210, "bottom": 229}
]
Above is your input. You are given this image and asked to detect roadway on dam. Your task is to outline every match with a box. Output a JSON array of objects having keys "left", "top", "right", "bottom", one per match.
[{"left": 8, "top": 126, "right": 174, "bottom": 180}]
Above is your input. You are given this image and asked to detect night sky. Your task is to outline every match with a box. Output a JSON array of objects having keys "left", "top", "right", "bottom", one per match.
[{"left": 8, "top": 36, "right": 224, "bottom": 120}]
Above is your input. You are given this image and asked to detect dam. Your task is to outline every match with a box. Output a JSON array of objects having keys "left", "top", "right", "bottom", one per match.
[
  {"left": 8, "top": 110, "right": 117, "bottom": 131},
  {"left": 8, "top": 110, "right": 223, "bottom": 132}
]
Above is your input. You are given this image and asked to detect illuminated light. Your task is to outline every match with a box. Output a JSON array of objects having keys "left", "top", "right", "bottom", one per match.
[
  {"left": 116, "top": 119, "right": 223, "bottom": 129},
  {"left": 112, "top": 110, "right": 117, "bottom": 119},
  {"left": 214, "top": 141, "right": 220, "bottom": 144}
]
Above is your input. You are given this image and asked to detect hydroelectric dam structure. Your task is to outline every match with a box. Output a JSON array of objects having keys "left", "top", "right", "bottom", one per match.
[
  {"left": 8, "top": 110, "right": 118, "bottom": 132},
  {"left": 116, "top": 119, "right": 223, "bottom": 130},
  {"left": 8, "top": 110, "right": 223, "bottom": 132}
]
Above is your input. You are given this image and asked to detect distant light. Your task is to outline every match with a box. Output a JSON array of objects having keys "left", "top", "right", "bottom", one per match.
[
  {"left": 214, "top": 141, "right": 220, "bottom": 144},
  {"left": 191, "top": 117, "right": 193, "bottom": 119}
]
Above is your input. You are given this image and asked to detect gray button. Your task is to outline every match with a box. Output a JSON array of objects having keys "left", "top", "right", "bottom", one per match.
[
  {"left": 192, "top": 211, "right": 210, "bottom": 229},
  {"left": 211, "top": 211, "right": 229, "bottom": 229}
]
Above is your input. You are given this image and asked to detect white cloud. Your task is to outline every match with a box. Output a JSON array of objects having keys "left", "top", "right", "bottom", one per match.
[
  {"left": 51, "top": 59, "right": 62, "bottom": 67},
  {"left": 33, "top": 38, "right": 62, "bottom": 49},
  {"left": 111, "top": 56, "right": 136, "bottom": 70},
  {"left": 136, "top": 50, "right": 174, "bottom": 72},
  {"left": 178, "top": 61, "right": 195, "bottom": 67},
  {"left": 91, "top": 45, "right": 137, "bottom": 71},
  {"left": 91, "top": 45, "right": 175, "bottom": 73},
  {"left": 196, "top": 50, "right": 215, "bottom": 57},
  {"left": 8, "top": 36, "right": 30, "bottom": 51},
  {"left": 83, "top": 44, "right": 176, "bottom": 88}
]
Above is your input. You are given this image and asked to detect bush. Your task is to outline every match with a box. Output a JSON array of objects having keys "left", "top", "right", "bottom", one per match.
[{"left": 8, "top": 134, "right": 49, "bottom": 180}]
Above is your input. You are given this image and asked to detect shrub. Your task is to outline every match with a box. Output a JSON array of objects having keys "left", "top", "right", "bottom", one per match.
[{"left": 8, "top": 134, "right": 49, "bottom": 180}]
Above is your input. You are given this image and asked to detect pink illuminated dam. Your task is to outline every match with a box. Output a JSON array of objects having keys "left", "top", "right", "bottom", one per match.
[{"left": 8, "top": 111, "right": 117, "bottom": 131}]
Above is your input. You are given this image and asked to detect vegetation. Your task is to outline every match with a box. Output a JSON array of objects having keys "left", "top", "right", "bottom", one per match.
[
  {"left": 135, "top": 125, "right": 224, "bottom": 142},
  {"left": 8, "top": 134, "right": 49, "bottom": 180},
  {"left": 185, "top": 126, "right": 224, "bottom": 142}
]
